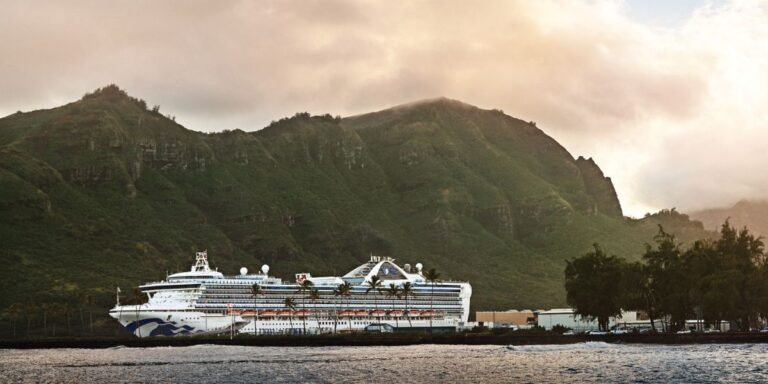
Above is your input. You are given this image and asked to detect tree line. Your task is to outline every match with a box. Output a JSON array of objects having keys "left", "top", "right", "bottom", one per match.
[
  {"left": 565, "top": 221, "right": 768, "bottom": 332},
  {"left": 0, "top": 291, "right": 112, "bottom": 338}
]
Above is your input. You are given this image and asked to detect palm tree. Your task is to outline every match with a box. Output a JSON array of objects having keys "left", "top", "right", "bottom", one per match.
[
  {"left": 85, "top": 293, "right": 96, "bottom": 335},
  {"left": 283, "top": 297, "right": 296, "bottom": 335},
  {"left": 62, "top": 302, "right": 74, "bottom": 336},
  {"left": 129, "top": 288, "right": 146, "bottom": 337},
  {"left": 77, "top": 293, "right": 87, "bottom": 333},
  {"left": 332, "top": 286, "right": 340, "bottom": 333},
  {"left": 40, "top": 303, "right": 52, "bottom": 337},
  {"left": 401, "top": 282, "right": 414, "bottom": 328},
  {"left": 81, "top": 293, "right": 95, "bottom": 335},
  {"left": 250, "top": 283, "right": 263, "bottom": 335},
  {"left": 7, "top": 304, "right": 22, "bottom": 338},
  {"left": 24, "top": 303, "right": 37, "bottom": 337},
  {"left": 309, "top": 288, "right": 320, "bottom": 334},
  {"left": 424, "top": 268, "right": 441, "bottom": 333},
  {"left": 298, "top": 280, "right": 314, "bottom": 335},
  {"left": 385, "top": 284, "right": 401, "bottom": 329},
  {"left": 49, "top": 303, "right": 62, "bottom": 337},
  {"left": 366, "top": 275, "right": 383, "bottom": 313},
  {"left": 337, "top": 282, "right": 353, "bottom": 332}
]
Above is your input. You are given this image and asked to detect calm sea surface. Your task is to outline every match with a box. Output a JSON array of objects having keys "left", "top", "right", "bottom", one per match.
[{"left": 2, "top": 342, "right": 767, "bottom": 383}]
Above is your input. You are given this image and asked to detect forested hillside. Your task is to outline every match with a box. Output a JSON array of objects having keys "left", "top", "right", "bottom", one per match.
[{"left": 0, "top": 86, "right": 712, "bottom": 335}]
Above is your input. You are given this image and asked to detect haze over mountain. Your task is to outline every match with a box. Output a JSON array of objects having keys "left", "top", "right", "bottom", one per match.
[
  {"left": 0, "top": 86, "right": 712, "bottom": 315},
  {"left": 690, "top": 200, "right": 768, "bottom": 238}
]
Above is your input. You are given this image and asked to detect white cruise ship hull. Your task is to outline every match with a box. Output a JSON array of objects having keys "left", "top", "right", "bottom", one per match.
[
  {"left": 109, "top": 306, "right": 248, "bottom": 337},
  {"left": 110, "top": 253, "right": 472, "bottom": 338},
  {"left": 240, "top": 317, "right": 458, "bottom": 335}
]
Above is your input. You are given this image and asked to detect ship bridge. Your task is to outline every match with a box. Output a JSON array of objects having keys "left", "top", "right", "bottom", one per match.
[{"left": 167, "top": 251, "right": 224, "bottom": 281}]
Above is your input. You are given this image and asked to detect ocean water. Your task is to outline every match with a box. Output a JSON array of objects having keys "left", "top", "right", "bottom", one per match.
[{"left": 2, "top": 342, "right": 767, "bottom": 383}]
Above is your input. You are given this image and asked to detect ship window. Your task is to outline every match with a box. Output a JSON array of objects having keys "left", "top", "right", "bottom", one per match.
[{"left": 376, "top": 263, "right": 405, "bottom": 280}]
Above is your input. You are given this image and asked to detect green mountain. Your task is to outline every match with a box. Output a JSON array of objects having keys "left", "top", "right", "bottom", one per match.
[
  {"left": 690, "top": 199, "right": 768, "bottom": 237},
  {"left": 0, "top": 86, "right": 711, "bottom": 321}
]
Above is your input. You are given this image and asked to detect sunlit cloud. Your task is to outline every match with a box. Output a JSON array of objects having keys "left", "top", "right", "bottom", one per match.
[{"left": 1, "top": 0, "right": 766, "bottom": 216}]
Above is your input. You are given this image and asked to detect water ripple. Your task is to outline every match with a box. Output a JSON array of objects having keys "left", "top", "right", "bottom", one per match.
[{"left": 2, "top": 343, "right": 767, "bottom": 383}]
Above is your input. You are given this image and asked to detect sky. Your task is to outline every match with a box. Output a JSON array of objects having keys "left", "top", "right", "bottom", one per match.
[{"left": 1, "top": 0, "right": 766, "bottom": 217}]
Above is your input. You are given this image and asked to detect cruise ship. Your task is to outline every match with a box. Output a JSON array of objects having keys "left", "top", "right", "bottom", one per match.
[{"left": 109, "top": 252, "right": 472, "bottom": 337}]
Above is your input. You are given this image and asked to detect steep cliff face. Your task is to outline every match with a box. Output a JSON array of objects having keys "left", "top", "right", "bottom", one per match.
[
  {"left": 0, "top": 87, "right": 709, "bottom": 313},
  {"left": 575, "top": 156, "right": 623, "bottom": 217}
]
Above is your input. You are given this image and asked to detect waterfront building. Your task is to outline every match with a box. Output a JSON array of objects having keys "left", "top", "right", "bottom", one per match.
[
  {"left": 536, "top": 308, "right": 649, "bottom": 331},
  {"left": 475, "top": 310, "right": 536, "bottom": 329}
]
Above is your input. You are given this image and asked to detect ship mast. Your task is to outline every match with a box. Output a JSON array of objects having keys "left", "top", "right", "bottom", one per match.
[{"left": 193, "top": 250, "right": 211, "bottom": 272}]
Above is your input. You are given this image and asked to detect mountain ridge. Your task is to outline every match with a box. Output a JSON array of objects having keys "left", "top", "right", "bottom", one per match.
[
  {"left": 0, "top": 85, "right": 711, "bottom": 322},
  {"left": 690, "top": 199, "right": 768, "bottom": 238}
]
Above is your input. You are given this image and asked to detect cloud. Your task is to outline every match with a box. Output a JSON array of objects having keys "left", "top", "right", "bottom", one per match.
[{"left": 0, "top": 0, "right": 766, "bottom": 215}]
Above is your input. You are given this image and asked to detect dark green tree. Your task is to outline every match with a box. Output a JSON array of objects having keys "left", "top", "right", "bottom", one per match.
[
  {"left": 711, "top": 221, "right": 764, "bottom": 330},
  {"left": 565, "top": 243, "right": 624, "bottom": 331},
  {"left": 642, "top": 226, "right": 691, "bottom": 332},
  {"left": 618, "top": 261, "right": 655, "bottom": 330},
  {"left": 685, "top": 240, "right": 728, "bottom": 330}
]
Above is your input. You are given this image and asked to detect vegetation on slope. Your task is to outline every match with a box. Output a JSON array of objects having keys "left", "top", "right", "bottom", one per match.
[{"left": 0, "top": 86, "right": 712, "bottom": 336}]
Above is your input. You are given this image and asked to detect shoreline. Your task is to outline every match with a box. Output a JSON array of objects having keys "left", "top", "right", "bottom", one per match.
[{"left": 3, "top": 332, "right": 768, "bottom": 349}]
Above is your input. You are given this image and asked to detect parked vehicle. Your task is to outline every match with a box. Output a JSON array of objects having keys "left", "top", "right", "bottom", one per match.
[{"left": 364, "top": 323, "right": 395, "bottom": 333}]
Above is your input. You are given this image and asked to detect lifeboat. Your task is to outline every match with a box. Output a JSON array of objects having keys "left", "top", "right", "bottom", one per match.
[
  {"left": 355, "top": 310, "right": 369, "bottom": 316},
  {"left": 389, "top": 310, "right": 404, "bottom": 317},
  {"left": 371, "top": 310, "right": 386, "bottom": 317},
  {"left": 277, "top": 310, "right": 292, "bottom": 316},
  {"left": 406, "top": 310, "right": 421, "bottom": 317},
  {"left": 338, "top": 310, "right": 355, "bottom": 317},
  {"left": 295, "top": 310, "right": 312, "bottom": 317},
  {"left": 420, "top": 310, "right": 436, "bottom": 317},
  {"left": 259, "top": 310, "right": 277, "bottom": 317}
]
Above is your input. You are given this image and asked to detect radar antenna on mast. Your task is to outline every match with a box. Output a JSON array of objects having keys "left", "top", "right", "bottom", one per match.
[{"left": 192, "top": 250, "right": 212, "bottom": 272}]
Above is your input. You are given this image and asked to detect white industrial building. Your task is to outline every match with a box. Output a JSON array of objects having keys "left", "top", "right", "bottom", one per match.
[{"left": 536, "top": 308, "right": 645, "bottom": 332}]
